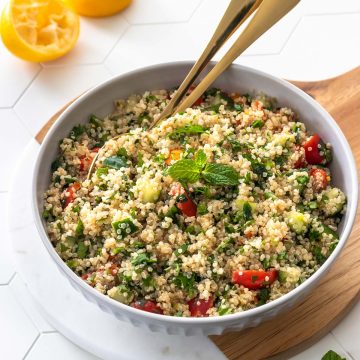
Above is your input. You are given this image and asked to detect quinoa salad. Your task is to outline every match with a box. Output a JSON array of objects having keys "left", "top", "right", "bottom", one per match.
[{"left": 43, "top": 88, "right": 346, "bottom": 317}]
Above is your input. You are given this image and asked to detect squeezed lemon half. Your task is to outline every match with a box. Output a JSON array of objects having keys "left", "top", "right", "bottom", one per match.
[{"left": 1, "top": 0, "right": 80, "bottom": 62}]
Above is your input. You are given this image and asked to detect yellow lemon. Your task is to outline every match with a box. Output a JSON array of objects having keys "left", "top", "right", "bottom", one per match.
[
  {"left": 63, "top": 0, "right": 132, "bottom": 17},
  {"left": 0, "top": 0, "right": 80, "bottom": 62}
]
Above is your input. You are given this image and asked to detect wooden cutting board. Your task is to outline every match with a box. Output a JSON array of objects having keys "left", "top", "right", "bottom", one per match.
[{"left": 36, "top": 67, "right": 360, "bottom": 360}]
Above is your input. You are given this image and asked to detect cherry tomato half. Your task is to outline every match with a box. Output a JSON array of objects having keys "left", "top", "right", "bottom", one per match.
[
  {"left": 188, "top": 296, "right": 214, "bottom": 317},
  {"left": 310, "top": 168, "right": 329, "bottom": 192},
  {"left": 63, "top": 182, "right": 81, "bottom": 208},
  {"left": 131, "top": 300, "right": 163, "bottom": 314},
  {"left": 232, "top": 269, "right": 278, "bottom": 290}
]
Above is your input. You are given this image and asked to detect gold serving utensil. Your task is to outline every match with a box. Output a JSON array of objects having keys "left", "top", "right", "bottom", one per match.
[
  {"left": 174, "top": 0, "right": 300, "bottom": 113},
  {"left": 149, "top": 0, "right": 262, "bottom": 129},
  {"left": 87, "top": 0, "right": 261, "bottom": 179}
]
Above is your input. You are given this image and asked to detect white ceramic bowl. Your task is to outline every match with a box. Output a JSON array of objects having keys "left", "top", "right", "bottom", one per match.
[{"left": 33, "top": 62, "right": 358, "bottom": 336}]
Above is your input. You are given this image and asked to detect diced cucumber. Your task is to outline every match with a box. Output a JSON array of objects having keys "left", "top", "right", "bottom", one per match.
[
  {"left": 139, "top": 182, "right": 161, "bottom": 203},
  {"left": 272, "top": 133, "right": 295, "bottom": 147},
  {"left": 233, "top": 197, "right": 257, "bottom": 213},
  {"left": 319, "top": 188, "right": 346, "bottom": 216},
  {"left": 112, "top": 218, "right": 138, "bottom": 240},
  {"left": 286, "top": 211, "right": 309, "bottom": 234},
  {"left": 278, "top": 266, "right": 301, "bottom": 284},
  {"left": 108, "top": 285, "right": 134, "bottom": 304}
]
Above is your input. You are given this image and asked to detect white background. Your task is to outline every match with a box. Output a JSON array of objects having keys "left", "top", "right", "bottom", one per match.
[{"left": 1, "top": 0, "right": 360, "bottom": 359}]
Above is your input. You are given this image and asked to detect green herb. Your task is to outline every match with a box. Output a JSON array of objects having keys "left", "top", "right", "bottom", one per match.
[
  {"left": 146, "top": 94, "right": 157, "bottom": 101},
  {"left": 98, "top": 183, "right": 108, "bottom": 191},
  {"left": 168, "top": 124, "right": 207, "bottom": 140},
  {"left": 227, "top": 138, "right": 253, "bottom": 153},
  {"left": 117, "top": 147, "right": 128, "bottom": 158},
  {"left": 137, "top": 153, "right": 144, "bottom": 166},
  {"left": 96, "top": 167, "right": 109, "bottom": 178},
  {"left": 172, "top": 272, "right": 197, "bottom": 297},
  {"left": 103, "top": 156, "right": 128, "bottom": 170},
  {"left": 164, "top": 206, "right": 179, "bottom": 219},
  {"left": 197, "top": 203, "right": 208, "bottom": 215},
  {"left": 175, "top": 244, "right": 188, "bottom": 256},
  {"left": 274, "top": 155, "right": 288, "bottom": 167},
  {"left": 153, "top": 154, "right": 165, "bottom": 163},
  {"left": 112, "top": 247, "right": 125, "bottom": 255},
  {"left": 278, "top": 252, "right": 287, "bottom": 260},
  {"left": 112, "top": 218, "right": 138, "bottom": 240},
  {"left": 242, "top": 202, "right": 253, "bottom": 222},
  {"left": 252, "top": 119, "right": 264, "bottom": 129},
  {"left": 257, "top": 288, "right": 270, "bottom": 306},
  {"left": 131, "top": 253, "right": 157, "bottom": 266},
  {"left": 202, "top": 163, "right": 239, "bottom": 186},
  {"left": 193, "top": 186, "right": 211, "bottom": 198},
  {"left": 167, "top": 159, "right": 201, "bottom": 183},
  {"left": 72, "top": 205, "right": 80, "bottom": 214},
  {"left": 251, "top": 275, "right": 258, "bottom": 283},
  {"left": 75, "top": 219, "right": 84, "bottom": 237},
  {"left": 313, "top": 246, "right": 327, "bottom": 264},
  {"left": 233, "top": 103, "right": 243, "bottom": 112},
  {"left": 66, "top": 259, "right": 78, "bottom": 269},
  {"left": 216, "top": 238, "right": 235, "bottom": 253},
  {"left": 69, "top": 124, "right": 85, "bottom": 140},
  {"left": 218, "top": 306, "right": 233, "bottom": 316},
  {"left": 51, "top": 157, "right": 62, "bottom": 171},
  {"left": 261, "top": 257, "right": 271, "bottom": 270},
  {"left": 142, "top": 276, "right": 155, "bottom": 288},
  {"left": 296, "top": 175, "right": 309, "bottom": 185},
  {"left": 42, "top": 208, "right": 52, "bottom": 220},
  {"left": 60, "top": 243, "right": 68, "bottom": 252},
  {"left": 194, "top": 149, "right": 207, "bottom": 167},
  {"left": 321, "top": 350, "right": 346, "bottom": 360},
  {"left": 292, "top": 124, "right": 301, "bottom": 144},
  {"left": 77, "top": 241, "right": 89, "bottom": 259},
  {"left": 138, "top": 111, "right": 150, "bottom": 123},
  {"left": 329, "top": 241, "right": 339, "bottom": 253},
  {"left": 278, "top": 270, "right": 287, "bottom": 284},
  {"left": 89, "top": 114, "right": 102, "bottom": 128},
  {"left": 264, "top": 192, "right": 276, "bottom": 200}
]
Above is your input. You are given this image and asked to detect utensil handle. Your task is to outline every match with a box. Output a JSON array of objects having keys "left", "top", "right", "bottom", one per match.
[
  {"left": 150, "top": 0, "right": 262, "bottom": 128},
  {"left": 176, "top": 0, "right": 300, "bottom": 112}
]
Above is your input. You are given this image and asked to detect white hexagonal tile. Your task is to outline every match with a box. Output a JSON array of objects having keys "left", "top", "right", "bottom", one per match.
[
  {"left": 42, "top": 15, "right": 128, "bottom": 67},
  {"left": 9, "top": 274, "right": 54, "bottom": 333},
  {"left": 0, "top": 109, "right": 32, "bottom": 192},
  {"left": 0, "top": 42, "right": 41, "bottom": 108},
  {"left": 0, "top": 193, "right": 16, "bottom": 284},
  {"left": 14, "top": 65, "right": 112, "bottom": 136},
  {"left": 0, "top": 286, "right": 39, "bottom": 359},
  {"left": 235, "top": 13, "right": 360, "bottom": 81},
  {"left": 105, "top": 22, "right": 212, "bottom": 76},
  {"left": 124, "top": 0, "right": 202, "bottom": 25},
  {"left": 299, "top": 0, "right": 360, "bottom": 14},
  {"left": 289, "top": 333, "right": 349, "bottom": 360},
  {"left": 332, "top": 299, "right": 360, "bottom": 359},
  {"left": 26, "top": 333, "right": 100, "bottom": 360},
  {"left": 190, "top": 0, "right": 302, "bottom": 57}
]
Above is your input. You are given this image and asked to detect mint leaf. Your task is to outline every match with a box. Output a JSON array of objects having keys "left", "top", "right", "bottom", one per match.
[
  {"left": 167, "top": 159, "right": 201, "bottom": 183},
  {"left": 194, "top": 150, "right": 207, "bottom": 167},
  {"left": 103, "top": 156, "right": 128, "bottom": 169},
  {"left": 202, "top": 163, "right": 239, "bottom": 186},
  {"left": 321, "top": 350, "right": 346, "bottom": 360},
  {"left": 168, "top": 124, "right": 207, "bottom": 140}
]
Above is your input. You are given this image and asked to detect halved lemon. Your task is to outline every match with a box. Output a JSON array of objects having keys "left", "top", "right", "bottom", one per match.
[
  {"left": 63, "top": 0, "right": 132, "bottom": 17},
  {"left": 0, "top": 0, "right": 80, "bottom": 62}
]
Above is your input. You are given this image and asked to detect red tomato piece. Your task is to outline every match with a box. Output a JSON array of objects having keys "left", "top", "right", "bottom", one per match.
[
  {"left": 81, "top": 273, "right": 89, "bottom": 280},
  {"left": 169, "top": 183, "right": 197, "bottom": 217},
  {"left": 188, "top": 85, "right": 204, "bottom": 107},
  {"left": 310, "top": 168, "right": 329, "bottom": 192},
  {"left": 63, "top": 182, "right": 81, "bottom": 208},
  {"left": 131, "top": 300, "right": 163, "bottom": 314},
  {"left": 232, "top": 269, "right": 278, "bottom": 290},
  {"left": 188, "top": 296, "right": 214, "bottom": 317},
  {"left": 92, "top": 147, "right": 100, "bottom": 153},
  {"left": 79, "top": 155, "right": 93, "bottom": 171},
  {"left": 303, "top": 134, "right": 327, "bottom": 165}
]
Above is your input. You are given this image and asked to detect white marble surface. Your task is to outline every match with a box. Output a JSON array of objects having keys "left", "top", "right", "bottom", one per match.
[{"left": 1, "top": 0, "right": 360, "bottom": 359}]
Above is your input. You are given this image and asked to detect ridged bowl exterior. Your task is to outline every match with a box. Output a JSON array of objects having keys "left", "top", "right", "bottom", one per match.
[{"left": 33, "top": 62, "right": 358, "bottom": 336}]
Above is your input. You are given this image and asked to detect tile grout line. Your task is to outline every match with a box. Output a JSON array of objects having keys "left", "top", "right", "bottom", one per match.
[
  {"left": 22, "top": 333, "right": 40, "bottom": 360},
  {"left": 8, "top": 273, "right": 51, "bottom": 336},
  {"left": 330, "top": 331, "right": 356, "bottom": 359},
  {"left": 10, "top": 66, "right": 42, "bottom": 109},
  {"left": 276, "top": 16, "right": 304, "bottom": 56},
  {"left": 102, "top": 22, "right": 132, "bottom": 65}
]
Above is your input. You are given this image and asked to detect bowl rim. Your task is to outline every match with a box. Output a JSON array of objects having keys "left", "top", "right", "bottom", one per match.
[{"left": 32, "top": 61, "right": 358, "bottom": 325}]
